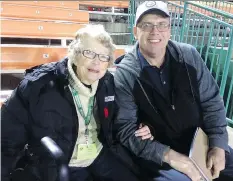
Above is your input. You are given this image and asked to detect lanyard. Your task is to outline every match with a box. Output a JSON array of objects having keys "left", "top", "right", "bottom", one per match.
[{"left": 71, "top": 88, "right": 94, "bottom": 140}]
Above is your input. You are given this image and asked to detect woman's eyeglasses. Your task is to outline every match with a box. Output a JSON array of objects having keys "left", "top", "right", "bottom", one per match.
[{"left": 82, "top": 50, "right": 110, "bottom": 62}]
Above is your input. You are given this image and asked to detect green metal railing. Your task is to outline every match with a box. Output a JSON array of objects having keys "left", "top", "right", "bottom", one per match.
[
  {"left": 169, "top": 1, "right": 233, "bottom": 123},
  {"left": 172, "top": 1, "right": 233, "bottom": 19},
  {"left": 128, "top": 0, "right": 136, "bottom": 44},
  {"left": 227, "top": 118, "right": 233, "bottom": 127},
  {"left": 168, "top": 2, "right": 184, "bottom": 42},
  {"left": 196, "top": 1, "right": 233, "bottom": 16},
  {"left": 187, "top": 2, "right": 233, "bottom": 25}
]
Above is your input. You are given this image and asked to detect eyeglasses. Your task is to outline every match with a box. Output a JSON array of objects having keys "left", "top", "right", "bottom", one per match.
[
  {"left": 138, "top": 22, "right": 170, "bottom": 32},
  {"left": 82, "top": 50, "right": 111, "bottom": 62}
]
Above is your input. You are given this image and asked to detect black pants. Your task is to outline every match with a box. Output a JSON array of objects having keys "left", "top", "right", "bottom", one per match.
[{"left": 69, "top": 148, "right": 140, "bottom": 181}]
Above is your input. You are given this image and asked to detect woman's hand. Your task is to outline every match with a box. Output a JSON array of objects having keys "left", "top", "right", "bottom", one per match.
[{"left": 135, "top": 123, "right": 154, "bottom": 140}]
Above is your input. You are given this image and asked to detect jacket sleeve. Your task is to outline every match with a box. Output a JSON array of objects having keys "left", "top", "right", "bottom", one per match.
[
  {"left": 191, "top": 47, "right": 229, "bottom": 152},
  {"left": 1, "top": 81, "right": 30, "bottom": 181},
  {"left": 114, "top": 69, "right": 170, "bottom": 165}
]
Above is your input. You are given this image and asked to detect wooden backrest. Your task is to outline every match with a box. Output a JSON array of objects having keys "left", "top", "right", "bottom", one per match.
[
  {"left": 79, "top": 1, "right": 129, "bottom": 8},
  {"left": 1, "top": 47, "right": 68, "bottom": 70},
  {"left": 1, "top": 2, "right": 89, "bottom": 23},
  {"left": 1, "top": 19, "right": 85, "bottom": 39},
  {"left": 114, "top": 48, "right": 126, "bottom": 59},
  {"left": 1, "top": 1, "right": 79, "bottom": 9},
  {"left": 1, "top": 46, "right": 126, "bottom": 70}
]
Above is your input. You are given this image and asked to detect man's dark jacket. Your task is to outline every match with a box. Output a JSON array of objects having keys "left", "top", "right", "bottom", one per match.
[
  {"left": 114, "top": 40, "right": 229, "bottom": 166},
  {"left": 1, "top": 58, "right": 136, "bottom": 181}
]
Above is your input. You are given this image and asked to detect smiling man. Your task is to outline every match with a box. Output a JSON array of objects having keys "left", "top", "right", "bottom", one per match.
[{"left": 114, "top": 1, "right": 233, "bottom": 181}]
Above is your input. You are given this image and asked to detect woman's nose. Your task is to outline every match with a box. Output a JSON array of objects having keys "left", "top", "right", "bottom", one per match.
[{"left": 92, "top": 56, "right": 100, "bottom": 65}]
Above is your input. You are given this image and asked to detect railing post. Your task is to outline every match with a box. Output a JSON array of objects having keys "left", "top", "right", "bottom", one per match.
[
  {"left": 180, "top": 1, "right": 188, "bottom": 42},
  {"left": 129, "top": 0, "right": 135, "bottom": 45},
  {"left": 220, "top": 29, "right": 233, "bottom": 96}
]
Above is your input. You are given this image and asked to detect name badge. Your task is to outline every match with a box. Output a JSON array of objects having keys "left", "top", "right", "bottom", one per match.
[
  {"left": 77, "top": 144, "right": 98, "bottom": 160},
  {"left": 105, "top": 96, "right": 114, "bottom": 102}
]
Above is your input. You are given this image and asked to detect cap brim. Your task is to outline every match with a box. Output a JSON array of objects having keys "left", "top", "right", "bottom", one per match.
[{"left": 136, "top": 8, "right": 170, "bottom": 25}]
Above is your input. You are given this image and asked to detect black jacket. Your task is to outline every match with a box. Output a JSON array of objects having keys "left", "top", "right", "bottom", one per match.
[
  {"left": 114, "top": 40, "right": 228, "bottom": 165},
  {"left": 1, "top": 58, "right": 121, "bottom": 181}
]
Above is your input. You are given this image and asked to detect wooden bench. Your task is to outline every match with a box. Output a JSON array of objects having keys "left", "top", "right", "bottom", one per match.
[
  {"left": 1, "top": 1, "right": 79, "bottom": 9},
  {"left": 1, "top": 46, "right": 126, "bottom": 71},
  {"left": 1, "top": 19, "right": 85, "bottom": 39},
  {"left": 1, "top": 46, "right": 68, "bottom": 70},
  {"left": 79, "top": 1, "right": 129, "bottom": 8},
  {"left": 4, "top": 1, "right": 129, "bottom": 10},
  {"left": 1, "top": 2, "right": 89, "bottom": 23}
]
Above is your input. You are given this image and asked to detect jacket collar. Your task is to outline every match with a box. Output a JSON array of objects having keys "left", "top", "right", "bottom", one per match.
[
  {"left": 55, "top": 57, "right": 112, "bottom": 91},
  {"left": 55, "top": 57, "right": 69, "bottom": 84},
  {"left": 116, "top": 40, "right": 183, "bottom": 77},
  {"left": 55, "top": 58, "right": 113, "bottom": 103}
]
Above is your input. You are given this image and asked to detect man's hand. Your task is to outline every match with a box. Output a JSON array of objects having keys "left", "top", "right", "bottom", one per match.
[
  {"left": 163, "top": 149, "right": 202, "bottom": 181},
  {"left": 207, "top": 147, "right": 225, "bottom": 179}
]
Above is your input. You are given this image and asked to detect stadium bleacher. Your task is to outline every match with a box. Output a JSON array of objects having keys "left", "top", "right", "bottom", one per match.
[{"left": 0, "top": 1, "right": 127, "bottom": 73}]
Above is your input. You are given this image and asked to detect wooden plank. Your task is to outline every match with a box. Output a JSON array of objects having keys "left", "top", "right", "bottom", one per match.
[
  {"left": 114, "top": 48, "right": 125, "bottom": 59},
  {"left": 1, "top": 46, "right": 126, "bottom": 70},
  {"left": 1, "top": 47, "right": 68, "bottom": 70},
  {"left": 79, "top": 1, "right": 129, "bottom": 8},
  {"left": 1, "top": 19, "right": 85, "bottom": 39},
  {"left": 1, "top": 3, "right": 89, "bottom": 23},
  {"left": 2, "top": 1, "right": 79, "bottom": 9}
]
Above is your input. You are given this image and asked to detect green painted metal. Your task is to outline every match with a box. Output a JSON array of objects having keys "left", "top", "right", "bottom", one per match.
[
  {"left": 209, "top": 23, "right": 221, "bottom": 73},
  {"left": 169, "top": 2, "right": 184, "bottom": 41},
  {"left": 226, "top": 67, "right": 233, "bottom": 116},
  {"left": 196, "top": 1, "right": 233, "bottom": 16},
  {"left": 204, "top": 23, "right": 214, "bottom": 64},
  {"left": 220, "top": 30, "right": 233, "bottom": 95},
  {"left": 128, "top": 0, "right": 136, "bottom": 45},
  {"left": 187, "top": 1, "right": 233, "bottom": 24},
  {"left": 227, "top": 118, "right": 233, "bottom": 127},
  {"left": 179, "top": 2, "right": 187, "bottom": 42}
]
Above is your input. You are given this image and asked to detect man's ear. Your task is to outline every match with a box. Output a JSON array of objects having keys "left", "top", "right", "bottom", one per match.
[{"left": 133, "top": 26, "right": 138, "bottom": 40}]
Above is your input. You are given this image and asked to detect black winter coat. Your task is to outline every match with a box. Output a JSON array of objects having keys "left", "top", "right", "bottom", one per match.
[{"left": 1, "top": 58, "right": 136, "bottom": 181}]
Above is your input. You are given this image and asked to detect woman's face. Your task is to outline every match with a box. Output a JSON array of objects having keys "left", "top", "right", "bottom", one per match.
[{"left": 74, "top": 37, "right": 111, "bottom": 85}]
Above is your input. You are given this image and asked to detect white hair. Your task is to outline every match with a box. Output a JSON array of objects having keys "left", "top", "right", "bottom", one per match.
[{"left": 68, "top": 24, "right": 115, "bottom": 66}]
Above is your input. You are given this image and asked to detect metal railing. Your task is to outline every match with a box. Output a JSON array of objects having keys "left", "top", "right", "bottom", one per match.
[
  {"left": 187, "top": 2, "right": 233, "bottom": 25},
  {"left": 169, "top": 1, "right": 233, "bottom": 123},
  {"left": 196, "top": 1, "right": 233, "bottom": 16},
  {"left": 172, "top": 1, "right": 233, "bottom": 17},
  {"left": 128, "top": 0, "right": 136, "bottom": 44}
]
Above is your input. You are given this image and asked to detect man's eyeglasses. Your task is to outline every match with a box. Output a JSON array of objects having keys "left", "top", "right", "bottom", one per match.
[
  {"left": 138, "top": 22, "right": 170, "bottom": 32},
  {"left": 82, "top": 50, "right": 111, "bottom": 62}
]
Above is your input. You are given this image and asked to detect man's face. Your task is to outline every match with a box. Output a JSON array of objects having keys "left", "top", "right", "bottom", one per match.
[{"left": 134, "top": 13, "right": 171, "bottom": 58}]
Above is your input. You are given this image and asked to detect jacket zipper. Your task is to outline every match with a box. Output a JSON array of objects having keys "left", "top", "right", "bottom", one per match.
[
  {"left": 136, "top": 78, "right": 158, "bottom": 113},
  {"left": 171, "top": 89, "right": 176, "bottom": 110}
]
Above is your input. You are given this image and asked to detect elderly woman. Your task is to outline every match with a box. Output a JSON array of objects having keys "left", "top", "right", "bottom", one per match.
[{"left": 1, "top": 25, "right": 152, "bottom": 181}]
